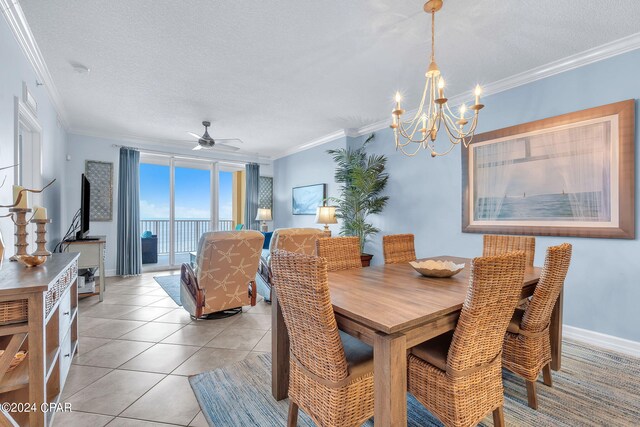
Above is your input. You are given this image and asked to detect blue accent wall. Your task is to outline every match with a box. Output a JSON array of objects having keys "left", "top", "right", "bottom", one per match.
[
  {"left": 274, "top": 136, "right": 347, "bottom": 235},
  {"left": 274, "top": 49, "right": 640, "bottom": 342}
]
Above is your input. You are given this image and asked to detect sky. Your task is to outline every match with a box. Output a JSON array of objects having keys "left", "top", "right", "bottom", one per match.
[{"left": 139, "top": 163, "right": 233, "bottom": 219}]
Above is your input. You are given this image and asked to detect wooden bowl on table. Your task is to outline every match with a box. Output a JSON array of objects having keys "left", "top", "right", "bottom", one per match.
[{"left": 409, "top": 259, "right": 465, "bottom": 278}]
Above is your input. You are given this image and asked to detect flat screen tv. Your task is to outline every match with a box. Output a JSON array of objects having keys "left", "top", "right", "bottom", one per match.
[{"left": 76, "top": 174, "right": 91, "bottom": 240}]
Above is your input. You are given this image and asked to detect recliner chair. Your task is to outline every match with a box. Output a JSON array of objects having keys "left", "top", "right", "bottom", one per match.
[
  {"left": 180, "top": 230, "right": 264, "bottom": 319},
  {"left": 257, "top": 227, "right": 325, "bottom": 302}
]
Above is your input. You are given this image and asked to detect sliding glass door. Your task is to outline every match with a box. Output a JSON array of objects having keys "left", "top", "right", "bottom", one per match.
[
  {"left": 140, "top": 159, "right": 171, "bottom": 267},
  {"left": 140, "top": 155, "right": 222, "bottom": 270},
  {"left": 173, "top": 161, "right": 214, "bottom": 265},
  {"left": 218, "top": 170, "right": 234, "bottom": 230}
]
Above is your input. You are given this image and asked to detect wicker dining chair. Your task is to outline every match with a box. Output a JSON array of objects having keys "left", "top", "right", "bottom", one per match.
[
  {"left": 502, "top": 243, "right": 572, "bottom": 410},
  {"left": 408, "top": 252, "right": 527, "bottom": 427},
  {"left": 382, "top": 233, "right": 416, "bottom": 264},
  {"left": 270, "top": 250, "right": 374, "bottom": 427},
  {"left": 483, "top": 234, "right": 536, "bottom": 267},
  {"left": 316, "top": 236, "right": 362, "bottom": 272}
]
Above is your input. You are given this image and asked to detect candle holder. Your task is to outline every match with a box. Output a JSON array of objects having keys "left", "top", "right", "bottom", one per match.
[
  {"left": 9, "top": 208, "right": 31, "bottom": 261},
  {"left": 31, "top": 218, "right": 52, "bottom": 257}
]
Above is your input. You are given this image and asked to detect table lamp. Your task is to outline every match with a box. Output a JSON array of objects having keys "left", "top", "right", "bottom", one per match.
[
  {"left": 315, "top": 206, "right": 337, "bottom": 234},
  {"left": 255, "top": 208, "right": 272, "bottom": 232}
]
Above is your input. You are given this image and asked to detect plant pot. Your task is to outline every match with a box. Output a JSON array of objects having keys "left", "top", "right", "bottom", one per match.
[{"left": 360, "top": 253, "right": 373, "bottom": 267}]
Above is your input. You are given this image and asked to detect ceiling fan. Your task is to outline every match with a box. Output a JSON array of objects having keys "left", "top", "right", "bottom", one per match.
[{"left": 188, "top": 121, "right": 243, "bottom": 152}]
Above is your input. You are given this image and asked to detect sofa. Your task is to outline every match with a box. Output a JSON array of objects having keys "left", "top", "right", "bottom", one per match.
[{"left": 257, "top": 228, "right": 325, "bottom": 302}]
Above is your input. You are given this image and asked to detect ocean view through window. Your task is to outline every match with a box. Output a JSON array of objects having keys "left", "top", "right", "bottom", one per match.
[{"left": 139, "top": 160, "right": 235, "bottom": 267}]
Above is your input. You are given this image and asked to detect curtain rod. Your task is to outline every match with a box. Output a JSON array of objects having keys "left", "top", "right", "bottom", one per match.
[{"left": 111, "top": 144, "right": 270, "bottom": 166}]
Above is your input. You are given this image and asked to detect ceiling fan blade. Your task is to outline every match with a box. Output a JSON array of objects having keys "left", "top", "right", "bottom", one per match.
[
  {"left": 192, "top": 145, "right": 203, "bottom": 151},
  {"left": 215, "top": 138, "right": 244, "bottom": 144},
  {"left": 212, "top": 144, "right": 240, "bottom": 152},
  {"left": 187, "top": 132, "right": 201, "bottom": 139}
]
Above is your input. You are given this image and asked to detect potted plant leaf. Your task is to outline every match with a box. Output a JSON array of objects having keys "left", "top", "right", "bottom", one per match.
[{"left": 327, "top": 134, "right": 388, "bottom": 266}]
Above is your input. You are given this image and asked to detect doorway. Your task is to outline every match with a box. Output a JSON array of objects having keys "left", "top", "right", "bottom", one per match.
[{"left": 15, "top": 98, "right": 42, "bottom": 248}]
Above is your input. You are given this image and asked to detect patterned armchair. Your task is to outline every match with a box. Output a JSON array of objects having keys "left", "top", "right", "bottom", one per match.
[
  {"left": 257, "top": 228, "right": 325, "bottom": 301},
  {"left": 180, "top": 230, "right": 264, "bottom": 319}
]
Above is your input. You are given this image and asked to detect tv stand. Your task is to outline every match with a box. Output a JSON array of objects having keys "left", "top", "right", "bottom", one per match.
[{"left": 62, "top": 236, "right": 106, "bottom": 302}]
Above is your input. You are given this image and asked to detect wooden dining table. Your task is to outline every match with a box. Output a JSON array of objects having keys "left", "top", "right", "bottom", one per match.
[{"left": 271, "top": 256, "right": 562, "bottom": 426}]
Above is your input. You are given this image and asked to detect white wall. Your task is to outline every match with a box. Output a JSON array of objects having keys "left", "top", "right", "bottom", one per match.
[{"left": 0, "top": 16, "right": 67, "bottom": 256}]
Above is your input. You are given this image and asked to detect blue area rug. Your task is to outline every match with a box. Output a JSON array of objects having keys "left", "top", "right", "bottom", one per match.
[
  {"left": 155, "top": 274, "right": 267, "bottom": 307},
  {"left": 189, "top": 342, "right": 640, "bottom": 426},
  {"left": 189, "top": 353, "right": 443, "bottom": 426},
  {"left": 153, "top": 275, "right": 181, "bottom": 306}
]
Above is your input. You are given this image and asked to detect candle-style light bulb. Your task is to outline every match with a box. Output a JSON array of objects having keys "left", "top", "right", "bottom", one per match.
[
  {"left": 394, "top": 92, "right": 402, "bottom": 115},
  {"left": 421, "top": 114, "right": 427, "bottom": 132},
  {"left": 438, "top": 78, "right": 445, "bottom": 98},
  {"left": 459, "top": 103, "right": 467, "bottom": 119},
  {"left": 474, "top": 85, "right": 482, "bottom": 105}
]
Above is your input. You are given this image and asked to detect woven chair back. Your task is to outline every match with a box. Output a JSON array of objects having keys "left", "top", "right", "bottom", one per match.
[
  {"left": 383, "top": 234, "right": 416, "bottom": 264},
  {"left": 483, "top": 234, "right": 536, "bottom": 267},
  {"left": 448, "top": 251, "right": 526, "bottom": 373},
  {"left": 521, "top": 243, "right": 572, "bottom": 332},
  {"left": 270, "top": 250, "right": 350, "bottom": 383},
  {"left": 316, "top": 236, "right": 362, "bottom": 271}
]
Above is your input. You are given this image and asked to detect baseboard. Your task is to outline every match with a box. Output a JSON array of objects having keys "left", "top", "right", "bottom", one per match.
[{"left": 563, "top": 325, "right": 640, "bottom": 357}]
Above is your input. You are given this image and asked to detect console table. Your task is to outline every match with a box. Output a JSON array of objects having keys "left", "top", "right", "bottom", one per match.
[
  {"left": 62, "top": 236, "right": 106, "bottom": 302},
  {"left": 0, "top": 253, "right": 79, "bottom": 426}
]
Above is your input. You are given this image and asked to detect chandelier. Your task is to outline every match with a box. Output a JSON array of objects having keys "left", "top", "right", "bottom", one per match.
[{"left": 390, "top": 0, "right": 484, "bottom": 157}]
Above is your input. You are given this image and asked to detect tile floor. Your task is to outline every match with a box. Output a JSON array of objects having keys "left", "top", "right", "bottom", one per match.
[{"left": 55, "top": 271, "right": 271, "bottom": 426}]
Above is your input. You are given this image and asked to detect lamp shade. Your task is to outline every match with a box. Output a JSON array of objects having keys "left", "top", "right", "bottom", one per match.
[
  {"left": 255, "top": 208, "right": 272, "bottom": 221},
  {"left": 315, "top": 206, "right": 338, "bottom": 224}
]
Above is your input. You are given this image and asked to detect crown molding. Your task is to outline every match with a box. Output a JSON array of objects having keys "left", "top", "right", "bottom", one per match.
[
  {"left": 272, "top": 129, "right": 354, "bottom": 160},
  {"left": 68, "top": 128, "right": 272, "bottom": 164},
  {"left": 276, "top": 31, "right": 640, "bottom": 159},
  {"left": 1, "top": 0, "right": 69, "bottom": 128}
]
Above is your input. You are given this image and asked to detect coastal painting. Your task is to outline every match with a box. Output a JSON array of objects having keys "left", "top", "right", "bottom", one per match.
[
  {"left": 462, "top": 100, "right": 635, "bottom": 239},
  {"left": 292, "top": 184, "right": 326, "bottom": 215}
]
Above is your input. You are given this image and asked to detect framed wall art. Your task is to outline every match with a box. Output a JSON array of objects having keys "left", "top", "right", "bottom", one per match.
[
  {"left": 292, "top": 183, "right": 326, "bottom": 215},
  {"left": 86, "top": 160, "right": 114, "bottom": 221},
  {"left": 259, "top": 176, "right": 273, "bottom": 211},
  {"left": 462, "top": 99, "right": 634, "bottom": 239}
]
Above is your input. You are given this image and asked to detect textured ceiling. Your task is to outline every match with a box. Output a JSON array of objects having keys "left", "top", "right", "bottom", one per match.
[{"left": 19, "top": 0, "right": 640, "bottom": 157}]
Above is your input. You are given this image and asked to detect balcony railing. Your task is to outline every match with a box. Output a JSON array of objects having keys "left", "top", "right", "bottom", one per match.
[{"left": 140, "top": 219, "right": 234, "bottom": 254}]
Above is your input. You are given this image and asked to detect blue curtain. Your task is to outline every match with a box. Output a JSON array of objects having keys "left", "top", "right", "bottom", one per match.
[
  {"left": 116, "top": 148, "right": 142, "bottom": 275},
  {"left": 245, "top": 163, "right": 260, "bottom": 230}
]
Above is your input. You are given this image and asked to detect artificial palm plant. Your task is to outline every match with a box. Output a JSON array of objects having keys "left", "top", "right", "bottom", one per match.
[{"left": 327, "top": 134, "right": 389, "bottom": 256}]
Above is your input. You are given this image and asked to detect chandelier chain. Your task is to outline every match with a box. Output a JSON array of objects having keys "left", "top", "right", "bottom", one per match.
[{"left": 431, "top": 10, "right": 435, "bottom": 62}]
